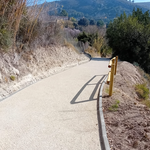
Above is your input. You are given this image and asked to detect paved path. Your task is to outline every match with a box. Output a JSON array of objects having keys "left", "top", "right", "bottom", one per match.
[{"left": 0, "top": 58, "right": 110, "bottom": 150}]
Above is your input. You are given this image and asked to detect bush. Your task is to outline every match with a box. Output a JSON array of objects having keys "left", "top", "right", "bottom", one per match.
[
  {"left": 135, "top": 83, "right": 149, "bottom": 100},
  {"left": 10, "top": 76, "right": 15, "bottom": 81}
]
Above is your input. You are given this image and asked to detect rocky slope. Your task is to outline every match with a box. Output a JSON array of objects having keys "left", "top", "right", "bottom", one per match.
[{"left": 0, "top": 46, "right": 89, "bottom": 100}]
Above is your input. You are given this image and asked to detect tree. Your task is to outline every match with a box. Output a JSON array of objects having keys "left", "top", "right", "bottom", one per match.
[
  {"left": 90, "top": 19, "right": 96, "bottom": 25},
  {"left": 106, "top": 9, "right": 150, "bottom": 73},
  {"left": 60, "top": 10, "right": 68, "bottom": 16},
  {"left": 78, "top": 18, "right": 89, "bottom": 26},
  {"left": 97, "top": 20, "right": 104, "bottom": 27}
]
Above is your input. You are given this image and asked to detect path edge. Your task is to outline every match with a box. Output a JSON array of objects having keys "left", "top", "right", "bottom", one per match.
[{"left": 98, "top": 75, "right": 111, "bottom": 150}]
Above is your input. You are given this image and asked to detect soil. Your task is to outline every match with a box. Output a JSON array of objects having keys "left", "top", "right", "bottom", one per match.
[{"left": 102, "top": 61, "right": 150, "bottom": 150}]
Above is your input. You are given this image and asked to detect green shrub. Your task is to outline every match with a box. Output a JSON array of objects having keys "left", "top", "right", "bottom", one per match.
[
  {"left": 108, "top": 100, "right": 120, "bottom": 111},
  {"left": 135, "top": 83, "right": 149, "bottom": 100},
  {"left": 10, "top": 76, "right": 15, "bottom": 81},
  {"left": 0, "top": 18, "right": 12, "bottom": 50}
]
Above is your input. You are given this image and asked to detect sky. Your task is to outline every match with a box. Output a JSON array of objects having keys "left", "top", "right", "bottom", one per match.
[
  {"left": 134, "top": 0, "right": 150, "bottom": 2},
  {"left": 27, "top": 0, "right": 59, "bottom": 5},
  {"left": 37, "top": 0, "right": 59, "bottom": 4},
  {"left": 28, "top": 0, "right": 150, "bottom": 5}
]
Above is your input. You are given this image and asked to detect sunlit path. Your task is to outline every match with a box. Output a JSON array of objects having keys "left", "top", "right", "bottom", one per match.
[{"left": 0, "top": 58, "right": 110, "bottom": 150}]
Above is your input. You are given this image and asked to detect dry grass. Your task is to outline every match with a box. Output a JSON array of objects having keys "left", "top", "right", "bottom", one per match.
[
  {"left": 135, "top": 83, "right": 149, "bottom": 100},
  {"left": 64, "top": 39, "right": 77, "bottom": 51},
  {"left": 142, "top": 100, "right": 150, "bottom": 108},
  {"left": 85, "top": 47, "right": 99, "bottom": 57},
  {"left": 0, "top": 0, "right": 46, "bottom": 51}
]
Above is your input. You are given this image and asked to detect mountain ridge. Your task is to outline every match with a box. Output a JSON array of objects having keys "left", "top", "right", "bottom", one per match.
[{"left": 44, "top": 0, "right": 149, "bottom": 23}]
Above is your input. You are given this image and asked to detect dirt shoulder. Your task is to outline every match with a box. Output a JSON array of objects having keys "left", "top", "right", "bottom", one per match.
[{"left": 102, "top": 61, "right": 150, "bottom": 150}]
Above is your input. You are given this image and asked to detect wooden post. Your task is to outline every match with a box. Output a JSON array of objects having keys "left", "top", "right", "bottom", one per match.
[
  {"left": 115, "top": 56, "right": 118, "bottom": 75},
  {"left": 109, "top": 59, "right": 115, "bottom": 96}
]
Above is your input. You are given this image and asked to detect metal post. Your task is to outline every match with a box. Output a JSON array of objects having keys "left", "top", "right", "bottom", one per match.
[
  {"left": 114, "top": 56, "right": 118, "bottom": 75},
  {"left": 109, "top": 59, "right": 115, "bottom": 96}
]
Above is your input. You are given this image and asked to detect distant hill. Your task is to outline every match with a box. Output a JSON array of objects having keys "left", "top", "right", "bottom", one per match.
[{"left": 43, "top": 0, "right": 149, "bottom": 23}]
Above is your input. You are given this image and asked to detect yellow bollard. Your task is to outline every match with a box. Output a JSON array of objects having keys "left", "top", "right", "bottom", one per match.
[
  {"left": 109, "top": 59, "right": 115, "bottom": 96},
  {"left": 114, "top": 56, "right": 118, "bottom": 75},
  {"left": 107, "top": 71, "right": 111, "bottom": 84}
]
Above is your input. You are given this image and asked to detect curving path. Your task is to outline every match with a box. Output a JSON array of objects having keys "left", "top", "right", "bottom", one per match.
[{"left": 0, "top": 58, "right": 110, "bottom": 150}]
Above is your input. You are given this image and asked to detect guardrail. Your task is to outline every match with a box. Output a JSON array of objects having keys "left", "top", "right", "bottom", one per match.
[{"left": 107, "top": 56, "right": 118, "bottom": 96}]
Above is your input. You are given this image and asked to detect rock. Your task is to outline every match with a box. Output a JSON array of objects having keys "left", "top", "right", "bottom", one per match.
[
  {"left": 12, "top": 67, "right": 19, "bottom": 76},
  {"left": 0, "top": 71, "right": 3, "bottom": 83}
]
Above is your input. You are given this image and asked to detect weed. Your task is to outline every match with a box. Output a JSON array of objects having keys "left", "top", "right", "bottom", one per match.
[
  {"left": 108, "top": 100, "right": 120, "bottom": 111},
  {"left": 105, "top": 87, "right": 109, "bottom": 94},
  {"left": 135, "top": 83, "right": 149, "bottom": 100},
  {"left": 10, "top": 76, "right": 15, "bottom": 81},
  {"left": 142, "top": 100, "right": 150, "bottom": 108}
]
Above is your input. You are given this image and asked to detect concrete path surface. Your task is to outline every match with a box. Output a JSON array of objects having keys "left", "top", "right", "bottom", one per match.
[{"left": 0, "top": 58, "right": 110, "bottom": 150}]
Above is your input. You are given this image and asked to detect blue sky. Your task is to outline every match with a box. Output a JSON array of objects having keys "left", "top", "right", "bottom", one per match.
[
  {"left": 37, "top": 0, "right": 59, "bottom": 4},
  {"left": 134, "top": 0, "right": 150, "bottom": 2},
  {"left": 27, "top": 0, "right": 59, "bottom": 6},
  {"left": 36, "top": 0, "right": 150, "bottom": 3},
  {"left": 28, "top": 0, "right": 150, "bottom": 5},
  {"left": 29, "top": 0, "right": 150, "bottom": 5}
]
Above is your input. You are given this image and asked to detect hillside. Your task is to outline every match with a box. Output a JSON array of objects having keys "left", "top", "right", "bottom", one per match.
[
  {"left": 0, "top": 46, "right": 89, "bottom": 100},
  {"left": 45, "top": 0, "right": 149, "bottom": 22},
  {"left": 103, "top": 61, "right": 150, "bottom": 149}
]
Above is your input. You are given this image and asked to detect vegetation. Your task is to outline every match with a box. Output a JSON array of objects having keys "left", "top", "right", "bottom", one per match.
[
  {"left": 106, "top": 8, "right": 150, "bottom": 73},
  {"left": 0, "top": 0, "right": 110, "bottom": 57},
  {"left": 60, "top": 9, "right": 68, "bottom": 16},
  {"left": 76, "top": 29, "right": 111, "bottom": 56},
  {"left": 70, "top": 17, "right": 76, "bottom": 22},
  {"left": 97, "top": 20, "right": 104, "bottom": 27},
  {"left": 77, "top": 32, "right": 98, "bottom": 46},
  {"left": 108, "top": 100, "right": 120, "bottom": 111},
  {"left": 90, "top": 20, "right": 96, "bottom": 25},
  {"left": 45, "top": 0, "right": 149, "bottom": 24},
  {"left": 10, "top": 76, "right": 15, "bottom": 81},
  {"left": 0, "top": 1, "right": 71, "bottom": 52},
  {"left": 78, "top": 18, "right": 89, "bottom": 27},
  {"left": 142, "top": 100, "right": 150, "bottom": 108},
  {"left": 135, "top": 83, "right": 150, "bottom": 108},
  {"left": 135, "top": 83, "right": 149, "bottom": 100}
]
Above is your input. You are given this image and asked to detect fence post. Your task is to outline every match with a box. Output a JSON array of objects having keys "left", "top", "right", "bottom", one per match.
[
  {"left": 109, "top": 59, "right": 115, "bottom": 96},
  {"left": 114, "top": 56, "right": 118, "bottom": 75}
]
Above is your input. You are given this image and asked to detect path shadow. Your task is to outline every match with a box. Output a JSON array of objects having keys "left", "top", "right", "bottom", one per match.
[{"left": 70, "top": 75, "right": 106, "bottom": 104}]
